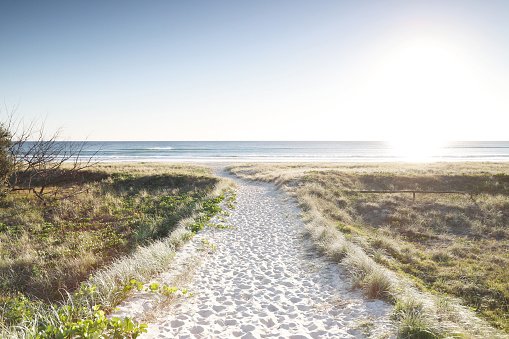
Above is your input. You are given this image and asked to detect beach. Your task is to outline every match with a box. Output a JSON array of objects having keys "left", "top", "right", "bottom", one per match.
[
  {"left": 4, "top": 0, "right": 508, "bottom": 336},
  {"left": 109, "top": 166, "right": 396, "bottom": 338},
  {"left": 3, "top": 161, "right": 508, "bottom": 338}
]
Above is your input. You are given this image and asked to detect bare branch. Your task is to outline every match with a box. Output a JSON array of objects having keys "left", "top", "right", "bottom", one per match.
[{"left": 1, "top": 106, "right": 98, "bottom": 202}]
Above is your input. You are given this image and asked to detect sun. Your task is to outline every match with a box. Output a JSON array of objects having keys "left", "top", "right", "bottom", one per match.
[
  {"left": 375, "top": 36, "right": 475, "bottom": 117},
  {"left": 368, "top": 37, "right": 470, "bottom": 158},
  {"left": 390, "top": 138, "right": 445, "bottom": 162},
  {"left": 383, "top": 37, "right": 467, "bottom": 77},
  {"left": 343, "top": 35, "right": 482, "bottom": 140}
]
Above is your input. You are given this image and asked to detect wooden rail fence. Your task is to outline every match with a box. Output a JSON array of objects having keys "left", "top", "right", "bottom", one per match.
[{"left": 352, "top": 190, "right": 474, "bottom": 202}]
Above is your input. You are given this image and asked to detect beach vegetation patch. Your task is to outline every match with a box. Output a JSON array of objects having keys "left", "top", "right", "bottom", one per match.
[
  {"left": 229, "top": 162, "right": 509, "bottom": 337},
  {"left": 0, "top": 162, "right": 231, "bottom": 338}
]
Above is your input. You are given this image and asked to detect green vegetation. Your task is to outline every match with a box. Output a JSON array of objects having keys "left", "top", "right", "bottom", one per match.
[
  {"left": 35, "top": 304, "right": 148, "bottom": 339},
  {"left": 122, "top": 278, "right": 192, "bottom": 299},
  {"left": 230, "top": 162, "right": 509, "bottom": 338},
  {"left": 1, "top": 162, "right": 232, "bottom": 338},
  {"left": 0, "top": 125, "right": 13, "bottom": 197}
]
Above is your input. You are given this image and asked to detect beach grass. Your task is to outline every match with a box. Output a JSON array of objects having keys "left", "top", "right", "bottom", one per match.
[
  {"left": 229, "top": 162, "right": 509, "bottom": 338},
  {"left": 0, "top": 162, "right": 232, "bottom": 337}
]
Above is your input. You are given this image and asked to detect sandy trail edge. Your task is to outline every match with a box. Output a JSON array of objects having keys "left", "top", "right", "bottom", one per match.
[{"left": 110, "top": 167, "right": 396, "bottom": 338}]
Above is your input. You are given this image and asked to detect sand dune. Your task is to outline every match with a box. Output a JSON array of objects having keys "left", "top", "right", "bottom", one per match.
[{"left": 110, "top": 169, "right": 395, "bottom": 338}]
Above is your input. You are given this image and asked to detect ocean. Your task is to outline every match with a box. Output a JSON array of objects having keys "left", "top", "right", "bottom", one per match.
[{"left": 69, "top": 141, "right": 509, "bottom": 163}]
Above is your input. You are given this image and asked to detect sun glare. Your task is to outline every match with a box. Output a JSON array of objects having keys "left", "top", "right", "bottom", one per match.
[
  {"left": 342, "top": 35, "right": 488, "bottom": 140},
  {"left": 384, "top": 38, "right": 471, "bottom": 99},
  {"left": 390, "top": 138, "right": 445, "bottom": 162},
  {"left": 382, "top": 38, "right": 463, "bottom": 160},
  {"left": 372, "top": 37, "right": 477, "bottom": 118}
]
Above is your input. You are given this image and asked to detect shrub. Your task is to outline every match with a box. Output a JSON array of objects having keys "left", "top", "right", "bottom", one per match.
[{"left": 0, "top": 125, "right": 13, "bottom": 197}]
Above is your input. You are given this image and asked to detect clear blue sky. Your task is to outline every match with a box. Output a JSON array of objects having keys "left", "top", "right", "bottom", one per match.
[{"left": 1, "top": 0, "right": 508, "bottom": 141}]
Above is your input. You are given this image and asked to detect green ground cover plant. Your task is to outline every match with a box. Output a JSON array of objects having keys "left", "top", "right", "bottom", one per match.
[
  {"left": 0, "top": 162, "right": 231, "bottom": 338},
  {"left": 230, "top": 162, "right": 509, "bottom": 338}
]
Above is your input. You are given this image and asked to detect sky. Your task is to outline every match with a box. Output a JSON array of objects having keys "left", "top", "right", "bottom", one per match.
[{"left": 1, "top": 0, "right": 508, "bottom": 141}]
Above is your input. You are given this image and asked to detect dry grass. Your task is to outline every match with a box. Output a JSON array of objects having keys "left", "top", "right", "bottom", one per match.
[
  {"left": 1, "top": 163, "right": 218, "bottom": 300},
  {"left": 229, "top": 162, "right": 509, "bottom": 338},
  {"left": 0, "top": 162, "right": 233, "bottom": 337}
]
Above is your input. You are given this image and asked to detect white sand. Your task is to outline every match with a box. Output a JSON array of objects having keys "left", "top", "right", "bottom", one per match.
[{"left": 111, "top": 169, "right": 396, "bottom": 338}]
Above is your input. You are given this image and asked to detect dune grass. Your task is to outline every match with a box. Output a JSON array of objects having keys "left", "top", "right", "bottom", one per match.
[
  {"left": 229, "top": 162, "right": 509, "bottom": 338},
  {"left": 0, "top": 162, "right": 233, "bottom": 338}
]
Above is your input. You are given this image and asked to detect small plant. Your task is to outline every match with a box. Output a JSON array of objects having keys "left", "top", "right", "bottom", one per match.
[
  {"left": 36, "top": 305, "right": 148, "bottom": 338},
  {"left": 224, "top": 191, "right": 237, "bottom": 210},
  {"left": 144, "top": 281, "right": 191, "bottom": 297},
  {"left": 357, "top": 319, "right": 374, "bottom": 336},
  {"left": 198, "top": 238, "right": 217, "bottom": 253},
  {"left": 121, "top": 279, "right": 193, "bottom": 301},
  {"left": 190, "top": 221, "right": 205, "bottom": 233},
  {"left": 361, "top": 269, "right": 395, "bottom": 301},
  {"left": 393, "top": 300, "right": 438, "bottom": 339},
  {"left": 214, "top": 223, "right": 234, "bottom": 229},
  {"left": 0, "top": 293, "right": 39, "bottom": 326}
]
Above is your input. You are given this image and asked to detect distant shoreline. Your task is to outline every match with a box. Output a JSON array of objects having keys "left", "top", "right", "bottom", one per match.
[{"left": 66, "top": 141, "right": 509, "bottom": 163}]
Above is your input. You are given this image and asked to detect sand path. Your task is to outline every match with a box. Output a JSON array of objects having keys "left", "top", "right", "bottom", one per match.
[{"left": 112, "top": 169, "right": 395, "bottom": 338}]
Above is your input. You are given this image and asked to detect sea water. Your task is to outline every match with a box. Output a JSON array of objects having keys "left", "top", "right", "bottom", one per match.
[{"left": 66, "top": 141, "right": 509, "bottom": 162}]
